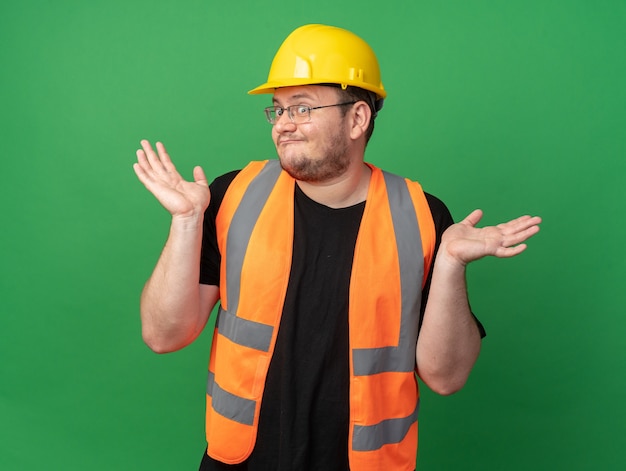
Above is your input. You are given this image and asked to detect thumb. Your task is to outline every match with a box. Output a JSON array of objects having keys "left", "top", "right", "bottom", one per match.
[
  {"left": 461, "top": 209, "right": 484, "bottom": 227},
  {"left": 193, "top": 165, "right": 208, "bottom": 187}
]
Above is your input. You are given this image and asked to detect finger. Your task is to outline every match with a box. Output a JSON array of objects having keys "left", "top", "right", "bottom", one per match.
[
  {"left": 502, "top": 224, "right": 541, "bottom": 247},
  {"left": 135, "top": 147, "right": 148, "bottom": 165},
  {"left": 136, "top": 141, "right": 178, "bottom": 191},
  {"left": 461, "top": 209, "right": 484, "bottom": 227},
  {"left": 156, "top": 141, "right": 168, "bottom": 157},
  {"left": 498, "top": 215, "right": 541, "bottom": 232},
  {"left": 495, "top": 243, "right": 528, "bottom": 258},
  {"left": 140, "top": 139, "right": 155, "bottom": 156},
  {"left": 133, "top": 161, "right": 147, "bottom": 181},
  {"left": 133, "top": 161, "right": 157, "bottom": 189},
  {"left": 193, "top": 165, "right": 209, "bottom": 187},
  {"left": 135, "top": 148, "right": 156, "bottom": 178},
  {"left": 155, "top": 141, "right": 177, "bottom": 173},
  {"left": 141, "top": 139, "right": 168, "bottom": 174}
]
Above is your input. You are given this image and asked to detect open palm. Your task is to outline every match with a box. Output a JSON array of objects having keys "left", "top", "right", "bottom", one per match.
[
  {"left": 133, "top": 140, "right": 210, "bottom": 218},
  {"left": 442, "top": 209, "right": 542, "bottom": 266}
]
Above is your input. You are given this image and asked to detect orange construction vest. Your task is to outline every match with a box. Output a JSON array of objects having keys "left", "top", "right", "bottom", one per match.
[{"left": 206, "top": 160, "right": 436, "bottom": 470}]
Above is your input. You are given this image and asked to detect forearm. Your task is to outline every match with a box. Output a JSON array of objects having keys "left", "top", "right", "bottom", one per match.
[
  {"left": 416, "top": 209, "right": 541, "bottom": 394},
  {"left": 140, "top": 214, "right": 208, "bottom": 353},
  {"left": 416, "top": 254, "right": 481, "bottom": 395}
]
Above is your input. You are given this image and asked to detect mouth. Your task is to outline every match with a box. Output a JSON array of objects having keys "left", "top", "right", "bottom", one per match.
[
  {"left": 278, "top": 138, "right": 301, "bottom": 146},
  {"left": 277, "top": 134, "right": 304, "bottom": 146}
]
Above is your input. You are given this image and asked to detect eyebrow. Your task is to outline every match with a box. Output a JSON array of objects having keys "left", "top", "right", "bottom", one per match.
[{"left": 273, "top": 93, "right": 316, "bottom": 106}]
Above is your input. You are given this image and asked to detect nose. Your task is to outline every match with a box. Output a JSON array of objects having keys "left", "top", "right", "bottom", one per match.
[{"left": 273, "top": 112, "right": 297, "bottom": 133}]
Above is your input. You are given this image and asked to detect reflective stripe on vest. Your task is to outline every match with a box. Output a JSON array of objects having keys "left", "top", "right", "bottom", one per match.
[
  {"left": 353, "top": 400, "right": 421, "bottom": 452},
  {"left": 207, "top": 370, "right": 256, "bottom": 426},
  {"left": 352, "top": 171, "right": 423, "bottom": 377},
  {"left": 220, "top": 161, "right": 283, "bottom": 325},
  {"left": 349, "top": 170, "right": 424, "bottom": 456},
  {"left": 206, "top": 160, "right": 435, "bottom": 468}
]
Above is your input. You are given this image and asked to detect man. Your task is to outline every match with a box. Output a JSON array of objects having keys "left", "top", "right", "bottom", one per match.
[{"left": 133, "top": 24, "right": 541, "bottom": 470}]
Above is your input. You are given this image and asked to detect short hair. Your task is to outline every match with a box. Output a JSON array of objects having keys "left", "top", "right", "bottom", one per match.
[{"left": 324, "top": 84, "right": 382, "bottom": 144}]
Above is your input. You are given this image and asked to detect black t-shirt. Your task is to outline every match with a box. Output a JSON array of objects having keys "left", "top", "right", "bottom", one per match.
[{"left": 199, "top": 169, "right": 475, "bottom": 471}]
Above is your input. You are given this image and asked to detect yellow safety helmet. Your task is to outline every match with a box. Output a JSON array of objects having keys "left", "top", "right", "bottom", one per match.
[{"left": 248, "top": 24, "right": 386, "bottom": 100}]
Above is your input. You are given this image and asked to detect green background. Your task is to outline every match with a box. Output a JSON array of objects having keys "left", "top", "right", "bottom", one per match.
[{"left": 1, "top": 0, "right": 624, "bottom": 469}]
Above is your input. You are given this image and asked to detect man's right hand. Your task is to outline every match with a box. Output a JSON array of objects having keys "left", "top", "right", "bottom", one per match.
[
  {"left": 133, "top": 140, "right": 210, "bottom": 219},
  {"left": 132, "top": 139, "right": 218, "bottom": 353}
]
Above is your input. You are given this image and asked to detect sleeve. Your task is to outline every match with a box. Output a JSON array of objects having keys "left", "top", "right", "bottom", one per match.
[
  {"left": 199, "top": 170, "right": 241, "bottom": 286},
  {"left": 419, "top": 193, "right": 486, "bottom": 338}
]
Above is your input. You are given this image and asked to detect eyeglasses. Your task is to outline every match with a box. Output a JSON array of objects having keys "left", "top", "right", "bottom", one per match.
[{"left": 264, "top": 101, "right": 357, "bottom": 125}]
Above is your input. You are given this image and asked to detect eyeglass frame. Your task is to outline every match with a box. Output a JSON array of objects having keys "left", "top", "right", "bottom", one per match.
[{"left": 264, "top": 101, "right": 358, "bottom": 125}]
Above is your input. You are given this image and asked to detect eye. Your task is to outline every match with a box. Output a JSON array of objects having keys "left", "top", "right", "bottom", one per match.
[
  {"left": 275, "top": 107, "right": 285, "bottom": 116},
  {"left": 295, "top": 105, "right": 309, "bottom": 116}
]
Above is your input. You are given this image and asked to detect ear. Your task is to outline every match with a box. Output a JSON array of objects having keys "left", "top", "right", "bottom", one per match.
[{"left": 349, "top": 101, "right": 371, "bottom": 141}]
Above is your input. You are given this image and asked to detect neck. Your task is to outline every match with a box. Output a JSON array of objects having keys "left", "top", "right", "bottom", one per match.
[{"left": 296, "top": 162, "right": 371, "bottom": 209}]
